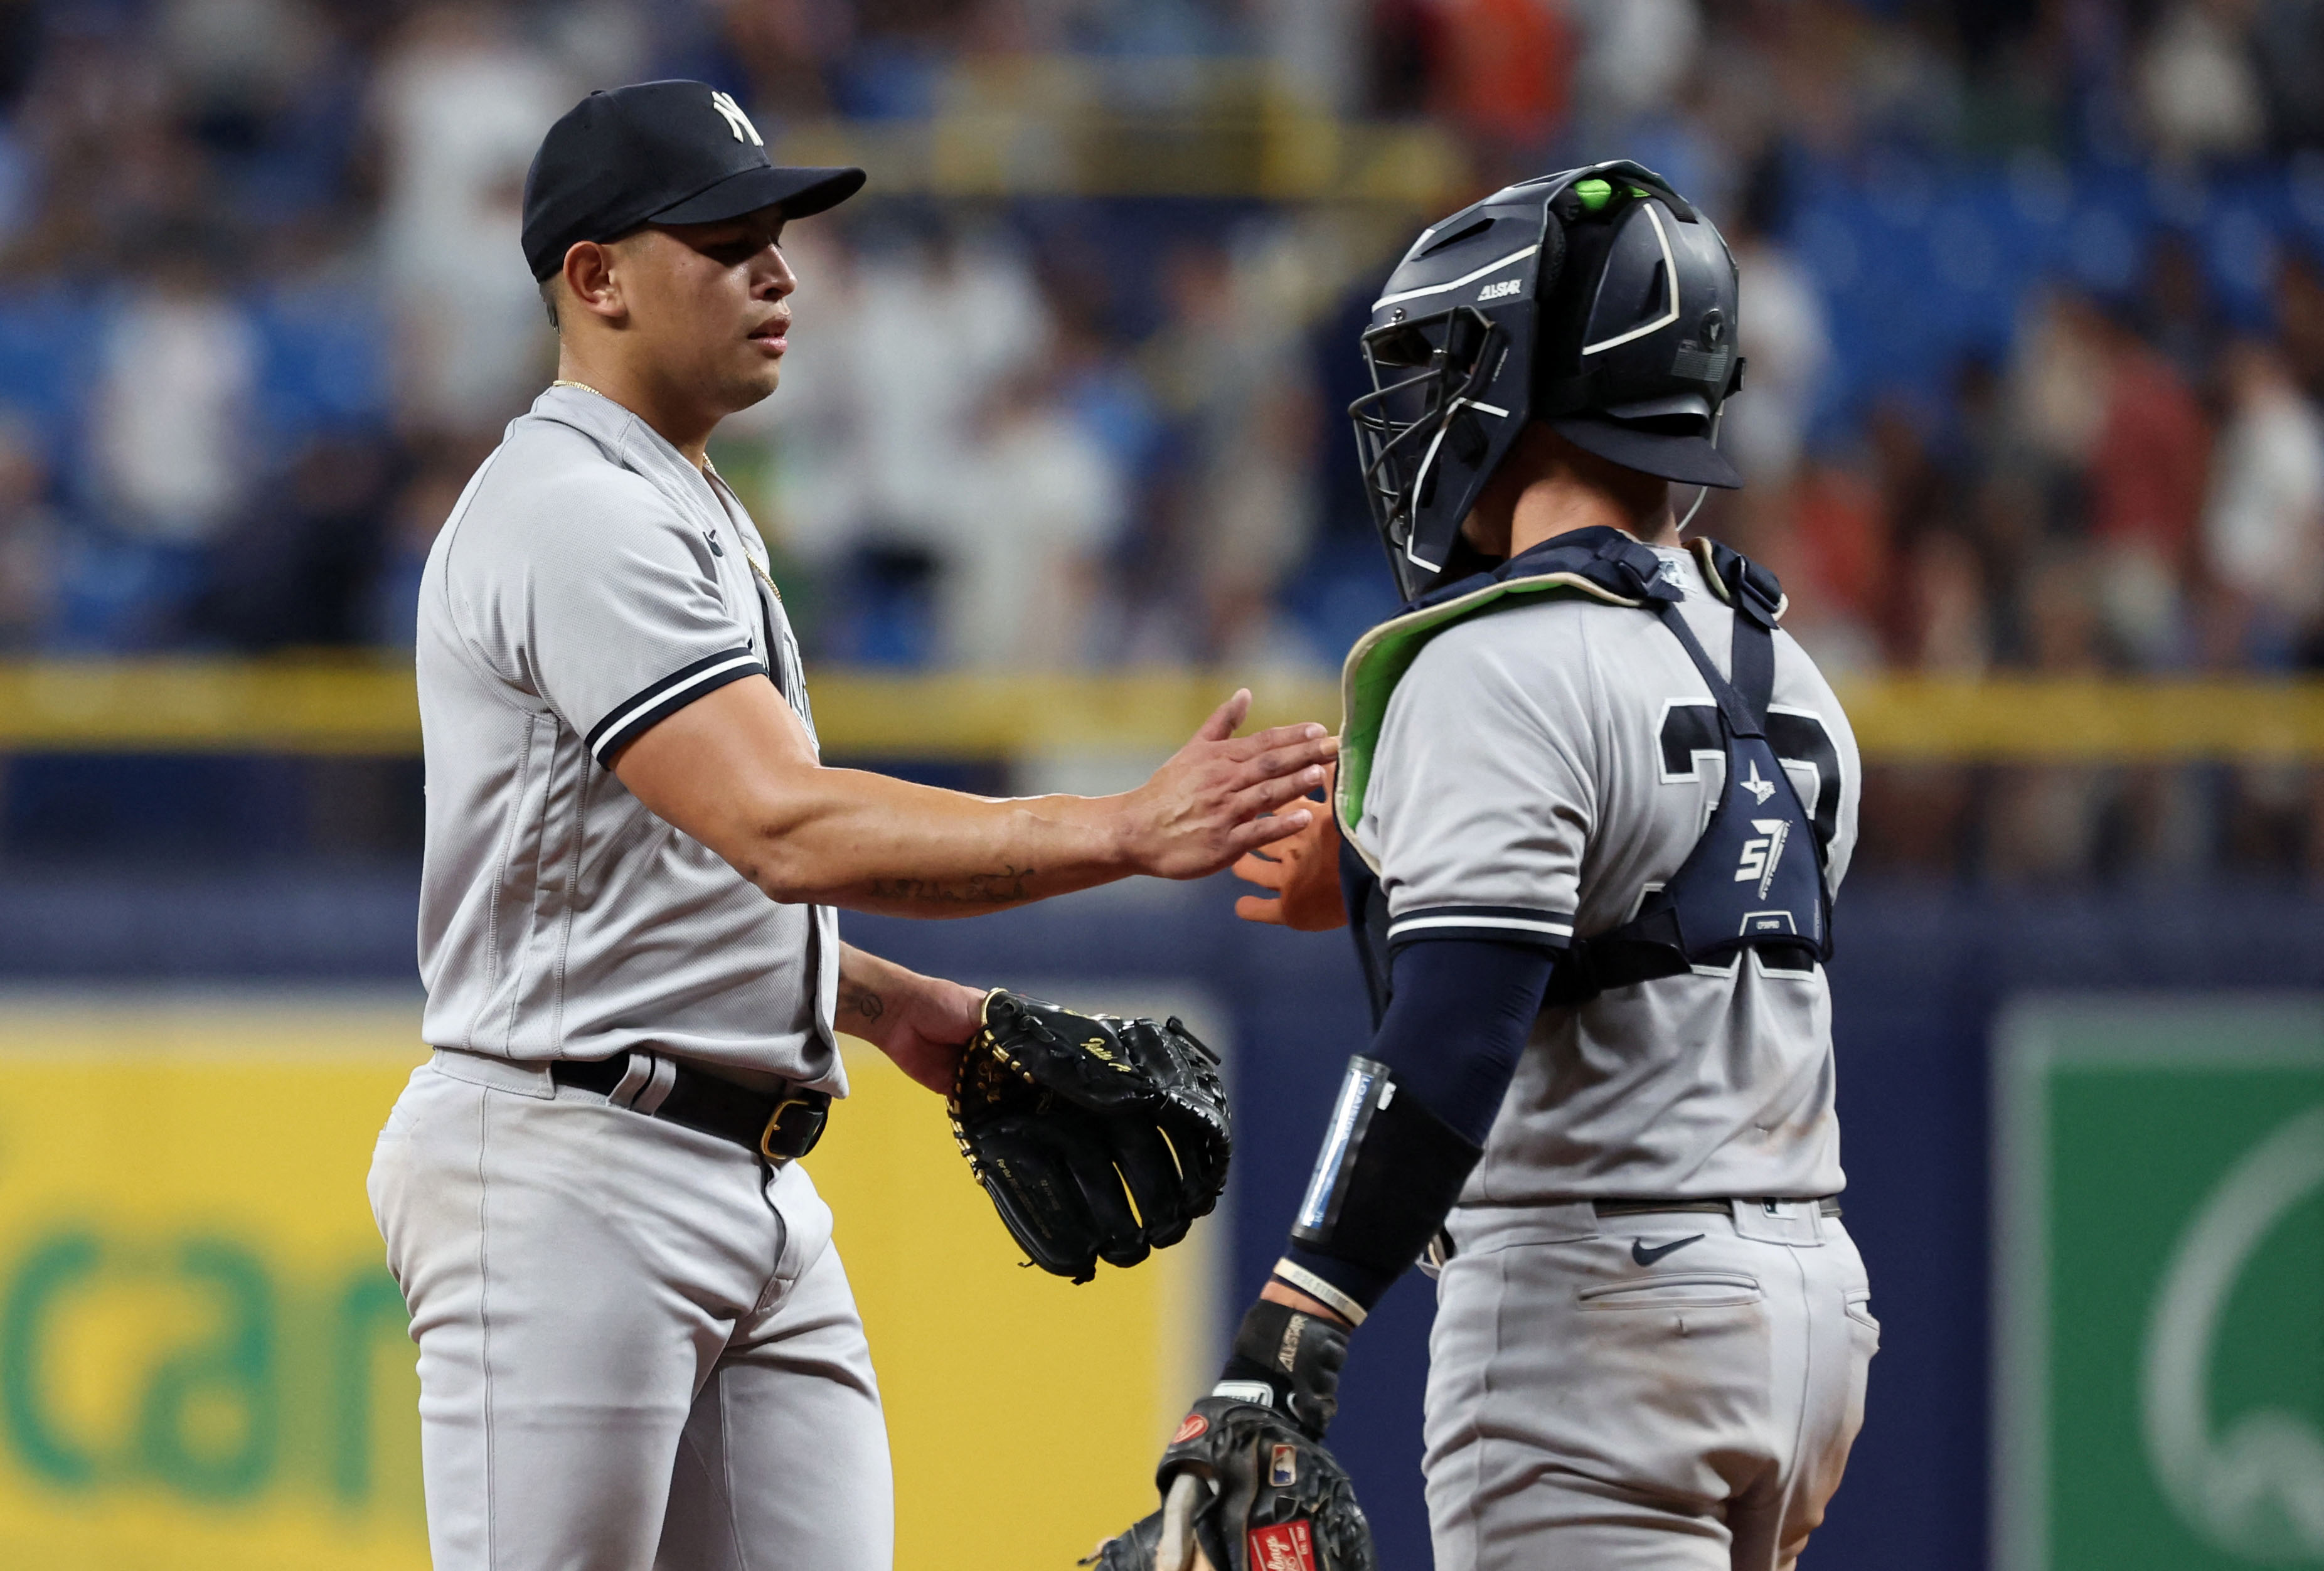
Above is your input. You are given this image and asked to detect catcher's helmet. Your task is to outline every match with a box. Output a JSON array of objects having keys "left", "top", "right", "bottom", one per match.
[{"left": 1349, "top": 160, "right": 1745, "bottom": 601}]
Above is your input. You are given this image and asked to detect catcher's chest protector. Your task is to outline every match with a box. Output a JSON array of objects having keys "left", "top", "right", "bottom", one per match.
[
  {"left": 1570, "top": 595, "right": 1829, "bottom": 996},
  {"left": 1333, "top": 526, "right": 1830, "bottom": 1013}
]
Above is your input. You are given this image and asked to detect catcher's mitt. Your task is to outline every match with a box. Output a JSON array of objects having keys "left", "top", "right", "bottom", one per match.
[
  {"left": 949, "top": 990, "right": 1230, "bottom": 1283},
  {"left": 1084, "top": 1398, "right": 1377, "bottom": 1571}
]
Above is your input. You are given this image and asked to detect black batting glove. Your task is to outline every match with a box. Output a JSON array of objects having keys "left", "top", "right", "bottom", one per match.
[{"left": 1210, "top": 1297, "right": 1350, "bottom": 1441}]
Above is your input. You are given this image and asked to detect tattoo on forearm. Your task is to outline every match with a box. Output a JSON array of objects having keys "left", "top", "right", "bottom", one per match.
[
  {"left": 839, "top": 979, "right": 885, "bottom": 1024},
  {"left": 866, "top": 865, "right": 1035, "bottom": 907}
]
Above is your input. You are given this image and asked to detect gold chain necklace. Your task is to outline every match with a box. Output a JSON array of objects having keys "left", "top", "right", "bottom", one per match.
[{"left": 701, "top": 457, "right": 783, "bottom": 604}]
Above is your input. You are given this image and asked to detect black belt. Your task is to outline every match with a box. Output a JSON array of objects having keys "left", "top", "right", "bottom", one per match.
[
  {"left": 552, "top": 1053, "right": 830, "bottom": 1165},
  {"left": 1594, "top": 1196, "right": 1843, "bottom": 1219},
  {"left": 1425, "top": 1194, "right": 1844, "bottom": 1275}
]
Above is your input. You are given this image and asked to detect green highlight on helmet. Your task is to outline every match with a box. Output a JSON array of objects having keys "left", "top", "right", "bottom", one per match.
[{"left": 1574, "top": 178, "right": 1612, "bottom": 211}]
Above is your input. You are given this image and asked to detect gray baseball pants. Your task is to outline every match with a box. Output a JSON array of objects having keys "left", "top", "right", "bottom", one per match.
[
  {"left": 368, "top": 1050, "right": 892, "bottom": 1571},
  {"left": 1424, "top": 1199, "right": 1877, "bottom": 1570}
]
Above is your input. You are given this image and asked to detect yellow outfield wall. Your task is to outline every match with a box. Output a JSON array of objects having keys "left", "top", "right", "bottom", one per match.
[
  {"left": 0, "top": 992, "right": 1215, "bottom": 1570},
  {"left": 4, "top": 659, "right": 2324, "bottom": 762}
]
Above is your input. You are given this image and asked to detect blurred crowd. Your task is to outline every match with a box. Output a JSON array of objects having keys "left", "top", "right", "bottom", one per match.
[{"left": 3, "top": 0, "right": 2324, "bottom": 874}]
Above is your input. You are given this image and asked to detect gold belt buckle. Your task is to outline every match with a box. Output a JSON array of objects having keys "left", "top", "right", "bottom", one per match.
[{"left": 759, "top": 1093, "right": 822, "bottom": 1165}]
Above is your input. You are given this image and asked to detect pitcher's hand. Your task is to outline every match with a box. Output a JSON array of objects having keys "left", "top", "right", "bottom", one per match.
[
  {"left": 1232, "top": 760, "right": 1347, "bottom": 931},
  {"left": 1116, "top": 691, "right": 1338, "bottom": 880}
]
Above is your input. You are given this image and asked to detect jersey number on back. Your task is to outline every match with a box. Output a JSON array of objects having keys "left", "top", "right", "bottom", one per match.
[{"left": 1655, "top": 701, "right": 1842, "bottom": 852}]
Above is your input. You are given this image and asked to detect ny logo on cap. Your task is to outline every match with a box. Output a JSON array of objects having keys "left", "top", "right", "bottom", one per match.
[{"left": 710, "top": 90, "right": 762, "bottom": 147}]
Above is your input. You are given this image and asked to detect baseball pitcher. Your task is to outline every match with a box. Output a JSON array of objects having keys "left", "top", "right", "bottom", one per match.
[{"left": 368, "top": 80, "right": 1336, "bottom": 1571}]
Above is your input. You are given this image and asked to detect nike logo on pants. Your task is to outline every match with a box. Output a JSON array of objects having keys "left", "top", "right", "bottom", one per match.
[{"left": 1631, "top": 1233, "right": 1706, "bottom": 1266}]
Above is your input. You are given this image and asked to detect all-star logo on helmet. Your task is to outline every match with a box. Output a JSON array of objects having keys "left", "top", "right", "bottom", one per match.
[{"left": 1348, "top": 160, "right": 1747, "bottom": 602}]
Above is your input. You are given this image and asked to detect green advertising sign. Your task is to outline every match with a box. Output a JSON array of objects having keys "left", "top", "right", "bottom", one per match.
[{"left": 1995, "top": 998, "right": 2324, "bottom": 1570}]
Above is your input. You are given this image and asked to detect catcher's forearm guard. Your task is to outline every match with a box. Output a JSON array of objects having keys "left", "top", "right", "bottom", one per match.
[
  {"left": 1290, "top": 1055, "right": 1483, "bottom": 1279},
  {"left": 950, "top": 990, "right": 1231, "bottom": 1284}
]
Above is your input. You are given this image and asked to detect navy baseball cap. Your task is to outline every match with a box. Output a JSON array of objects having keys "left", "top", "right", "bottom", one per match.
[{"left": 521, "top": 80, "right": 865, "bottom": 281}]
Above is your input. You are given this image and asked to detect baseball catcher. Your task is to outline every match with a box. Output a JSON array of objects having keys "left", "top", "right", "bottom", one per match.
[
  {"left": 1097, "top": 161, "right": 1875, "bottom": 1569},
  {"left": 951, "top": 990, "right": 1232, "bottom": 1282}
]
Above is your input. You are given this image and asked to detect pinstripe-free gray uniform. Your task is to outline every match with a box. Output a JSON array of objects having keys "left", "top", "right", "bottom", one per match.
[
  {"left": 413, "top": 381, "right": 841, "bottom": 1089},
  {"left": 1355, "top": 543, "right": 1877, "bottom": 1570},
  {"left": 1355, "top": 543, "right": 1860, "bottom": 1204},
  {"left": 371, "top": 381, "right": 889, "bottom": 1571}
]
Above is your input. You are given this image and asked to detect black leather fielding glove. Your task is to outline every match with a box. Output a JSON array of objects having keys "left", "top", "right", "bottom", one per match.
[
  {"left": 1084, "top": 1301, "right": 1371, "bottom": 1571},
  {"left": 949, "top": 990, "right": 1230, "bottom": 1283},
  {"left": 1084, "top": 1397, "right": 1376, "bottom": 1571}
]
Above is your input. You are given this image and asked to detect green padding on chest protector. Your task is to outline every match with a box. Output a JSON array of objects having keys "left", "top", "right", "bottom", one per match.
[{"left": 1334, "top": 572, "right": 1641, "bottom": 847}]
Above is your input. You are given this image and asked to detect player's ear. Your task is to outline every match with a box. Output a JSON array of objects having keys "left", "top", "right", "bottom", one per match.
[{"left": 560, "top": 240, "right": 626, "bottom": 325}]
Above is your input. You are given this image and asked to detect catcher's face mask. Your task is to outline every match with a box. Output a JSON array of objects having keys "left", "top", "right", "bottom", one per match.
[{"left": 1350, "top": 160, "right": 1745, "bottom": 603}]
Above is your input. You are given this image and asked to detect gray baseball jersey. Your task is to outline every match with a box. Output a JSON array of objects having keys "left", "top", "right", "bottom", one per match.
[
  {"left": 414, "top": 383, "right": 842, "bottom": 1091},
  {"left": 1353, "top": 542, "right": 1860, "bottom": 1203}
]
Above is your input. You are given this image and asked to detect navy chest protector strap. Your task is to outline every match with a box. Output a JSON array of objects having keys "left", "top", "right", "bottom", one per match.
[{"left": 1542, "top": 589, "right": 1831, "bottom": 1006}]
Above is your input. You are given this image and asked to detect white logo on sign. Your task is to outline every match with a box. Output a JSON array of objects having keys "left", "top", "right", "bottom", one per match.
[
  {"left": 710, "top": 90, "right": 763, "bottom": 146},
  {"left": 1478, "top": 278, "right": 1523, "bottom": 301},
  {"left": 1734, "top": 819, "right": 1788, "bottom": 898},
  {"left": 2142, "top": 1102, "right": 2324, "bottom": 1559},
  {"left": 1742, "top": 759, "right": 1777, "bottom": 804}
]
